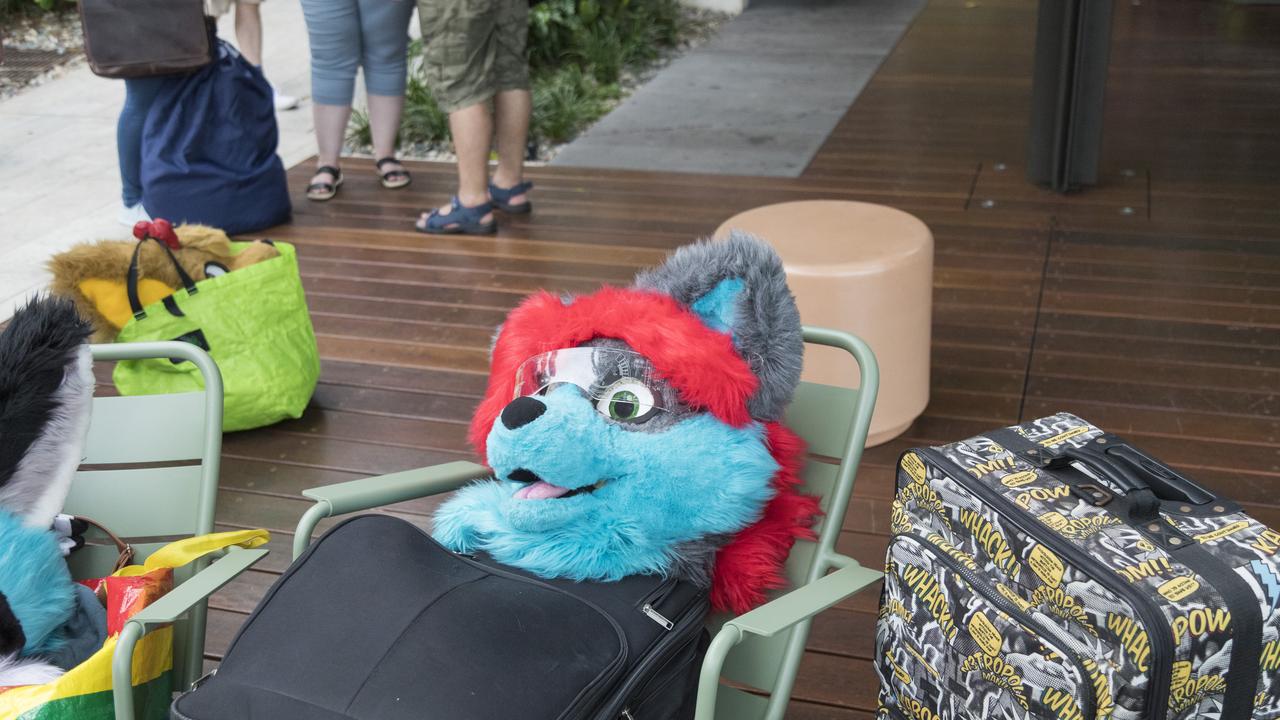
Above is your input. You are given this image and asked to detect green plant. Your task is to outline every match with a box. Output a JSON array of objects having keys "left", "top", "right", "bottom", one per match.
[
  {"left": 346, "top": 109, "right": 374, "bottom": 148},
  {"left": 571, "top": 21, "right": 625, "bottom": 84},
  {"left": 531, "top": 65, "right": 617, "bottom": 144},
  {"left": 623, "top": 0, "right": 683, "bottom": 62},
  {"left": 528, "top": 0, "right": 580, "bottom": 70},
  {"left": 1, "top": 0, "right": 69, "bottom": 18},
  {"left": 400, "top": 74, "right": 452, "bottom": 146}
]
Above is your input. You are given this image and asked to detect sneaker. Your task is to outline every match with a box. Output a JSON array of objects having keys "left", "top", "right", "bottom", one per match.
[
  {"left": 117, "top": 202, "right": 151, "bottom": 228},
  {"left": 274, "top": 91, "right": 300, "bottom": 111}
]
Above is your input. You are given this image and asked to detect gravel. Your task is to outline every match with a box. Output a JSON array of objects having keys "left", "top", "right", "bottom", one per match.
[{"left": 0, "top": 9, "right": 85, "bottom": 100}]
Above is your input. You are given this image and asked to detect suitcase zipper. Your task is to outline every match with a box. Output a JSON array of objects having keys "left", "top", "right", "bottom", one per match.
[
  {"left": 636, "top": 576, "right": 678, "bottom": 610},
  {"left": 641, "top": 603, "right": 674, "bottom": 630},
  {"left": 918, "top": 448, "right": 1173, "bottom": 720},
  {"left": 619, "top": 632, "right": 700, "bottom": 720},
  {"left": 636, "top": 576, "right": 679, "bottom": 630},
  {"left": 593, "top": 593, "right": 710, "bottom": 720},
  {"left": 894, "top": 534, "right": 1098, "bottom": 720}
]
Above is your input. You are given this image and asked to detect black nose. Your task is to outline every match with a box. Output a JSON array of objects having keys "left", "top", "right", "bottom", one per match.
[
  {"left": 501, "top": 396, "right": 547, "bottom": 430},
  {"left": 508, "top": 468, "right": 541, "bottom": 484}
]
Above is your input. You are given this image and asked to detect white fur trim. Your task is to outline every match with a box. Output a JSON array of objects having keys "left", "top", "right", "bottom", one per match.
[{"left": 0, "top": 654, "right": 65, "bottom": 686}]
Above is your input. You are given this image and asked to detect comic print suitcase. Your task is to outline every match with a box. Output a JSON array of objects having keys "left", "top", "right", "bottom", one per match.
[{"left": 876, "top": 412, "right": 1280, "bottom": 720}]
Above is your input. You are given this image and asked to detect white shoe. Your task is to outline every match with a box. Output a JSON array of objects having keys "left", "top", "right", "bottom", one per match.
[
  {"left": 117, "top": 202, "right": 151, "bottom": 228},
  {"left": 274, "top": 91, "right": 300, "bottom": 111}
]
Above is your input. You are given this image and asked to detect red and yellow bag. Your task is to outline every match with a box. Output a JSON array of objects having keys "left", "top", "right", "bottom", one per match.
[{"left": 0, "top": 529, "right": 268, "bottom": 719}]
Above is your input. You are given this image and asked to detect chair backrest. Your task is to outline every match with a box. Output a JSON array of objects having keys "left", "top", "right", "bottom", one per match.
[
  {"left": 709, "top": 326, "right": 879, "bottom": 720},
  {"left": 63, "top": 342, "right": 223, "bottom": 690}
]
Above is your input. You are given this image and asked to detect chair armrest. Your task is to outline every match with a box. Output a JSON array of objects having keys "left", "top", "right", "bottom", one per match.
[
  {"left": 293, "top": 461, "right": 491, "bottom": 559},
  {"left": 693, "top": 557, "right": 882, "bottom": 720},
  {"left": 726, "top": 558, "right": 882, "bottom": 638},
  {"left": 126, "top": 547, "right": 268, "bottom": 628},
  {"left": 112, "top": 547, "right": 267, "bottom": 720}
]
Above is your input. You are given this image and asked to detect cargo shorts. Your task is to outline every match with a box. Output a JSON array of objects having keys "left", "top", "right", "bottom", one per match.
[{"left": 418, "top": 0, "right": 530, "bottom": 113}]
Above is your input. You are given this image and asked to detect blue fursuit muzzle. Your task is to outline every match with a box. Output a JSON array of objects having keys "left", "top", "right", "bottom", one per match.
[{"left": 432, "top": 384, "right": 779, "bottom": 582}]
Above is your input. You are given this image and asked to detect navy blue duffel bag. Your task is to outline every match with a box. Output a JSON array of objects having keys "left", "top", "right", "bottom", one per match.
[{"left": 141, "top": 40, "right": 290, "bottom": 235}]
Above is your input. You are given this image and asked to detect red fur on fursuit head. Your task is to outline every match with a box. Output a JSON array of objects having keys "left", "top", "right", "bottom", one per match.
[
  {"left": 469, "top": 284, "right": 822, "bottom": 614},
  {"left": 469, "top": 287, "right": 760, "bottom": 456},
  {"left": 712, "top": 422, "right": 820, "bottom": 614}
]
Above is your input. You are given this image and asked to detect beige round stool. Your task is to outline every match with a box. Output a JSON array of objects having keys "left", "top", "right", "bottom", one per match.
[{"left": 716, "top": 200, "right": 933, "bottom": 446}]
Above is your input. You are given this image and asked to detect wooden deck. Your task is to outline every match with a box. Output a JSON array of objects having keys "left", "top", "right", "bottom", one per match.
[{"left": 177, "top": 0, "right": 1278, "bottom": 716}]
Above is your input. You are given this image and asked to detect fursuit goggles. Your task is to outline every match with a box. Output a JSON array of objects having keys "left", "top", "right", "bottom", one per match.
[{"left": 513, "top": 347, "right": 674, "bottom": 422}]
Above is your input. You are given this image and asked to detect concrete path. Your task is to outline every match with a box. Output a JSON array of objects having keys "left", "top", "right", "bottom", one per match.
[
  {"left": 552, "top": 0, "right": 925, "bottom": 177},
  {"left": 0, "top": 0, "right": 322, "bottom": 320}
]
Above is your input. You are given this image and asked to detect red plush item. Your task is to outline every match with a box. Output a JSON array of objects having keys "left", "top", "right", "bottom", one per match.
[
  {"left": 129, "top": 218, "right": 180, "bottom": 249},
  {"left": 150, "top": 219, "right": 180, "bottom": 249}
]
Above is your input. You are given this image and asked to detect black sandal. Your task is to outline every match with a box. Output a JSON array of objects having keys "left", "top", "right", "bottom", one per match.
[
  {"left": 306, "top": 165, "right": 343, "bottom": 201},
  {"left": 376, "top": 157, "right": 411, "bottom": 189}
]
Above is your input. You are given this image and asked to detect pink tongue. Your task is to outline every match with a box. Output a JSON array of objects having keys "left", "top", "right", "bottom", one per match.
[{"left": 515, "top": 481, "right": 572, "bottom": 500}]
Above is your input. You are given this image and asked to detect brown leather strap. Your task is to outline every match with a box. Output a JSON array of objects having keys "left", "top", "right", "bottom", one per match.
[{"left": 73, "top": 515, "right": 135, "bottom": 572}]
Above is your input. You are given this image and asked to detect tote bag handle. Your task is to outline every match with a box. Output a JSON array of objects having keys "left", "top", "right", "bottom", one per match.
[{"left": 127, "top": 237, "right": 199, "bottom": 321}]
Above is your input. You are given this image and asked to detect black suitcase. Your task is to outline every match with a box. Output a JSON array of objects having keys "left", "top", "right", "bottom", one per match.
[
  {"left": 172, "top": 515, "right": 709, "bottom": 720},
  {"left": 876, "top": 413, "right": 1280, "bottom": 720}
]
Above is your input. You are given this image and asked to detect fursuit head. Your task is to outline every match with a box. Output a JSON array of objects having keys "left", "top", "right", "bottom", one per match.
[
  {"left": 433, "top": 232, "right": 820, "bottom": 613},
  {"left": 0, "top": 297, "right": 94, "bottom": 686}
]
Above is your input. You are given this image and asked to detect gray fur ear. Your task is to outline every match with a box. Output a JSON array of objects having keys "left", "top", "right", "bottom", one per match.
[{"left": 634, "top": 231, "right": 803, "bottom": 421}]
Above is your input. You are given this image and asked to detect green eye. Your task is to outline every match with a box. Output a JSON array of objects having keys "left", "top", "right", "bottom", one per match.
[
  {"left": 608, "top": 390, "right": 639, "bottom": 420},
  {"left": 595, "top": 380, "right": 657, "bottom": 423}
]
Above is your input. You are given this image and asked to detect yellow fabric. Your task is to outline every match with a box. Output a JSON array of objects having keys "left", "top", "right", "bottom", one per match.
[
  {"left": 0, "top": 630, "right": 172, "bottom": 714},
  {"left": 117, "top": 528, "right": 269, "bottom": 577},
  {"left": 0, "top": 529, "right": 270, "bottom": 716},
  {"left": 77, "top": 278, "right": 175, "bottom": 330}
]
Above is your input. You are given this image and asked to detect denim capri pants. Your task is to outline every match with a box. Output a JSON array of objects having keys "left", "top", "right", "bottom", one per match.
[{"left": 300, "top": 0, "right": 415, "bottom": 106}]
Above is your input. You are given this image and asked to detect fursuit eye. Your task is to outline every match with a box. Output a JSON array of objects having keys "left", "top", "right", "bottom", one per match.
[
  {"left": 204, "top": 261, "right": 230, "bottom": 277},
  {"left": 595, "top": 380, "right": 656, "bottom": 423}
]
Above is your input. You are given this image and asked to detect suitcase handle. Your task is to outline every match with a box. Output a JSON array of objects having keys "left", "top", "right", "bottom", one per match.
[
  {"left": 1100, "top": 442, "right": 1216, "bottom": 505},
  {"left": 1045, "top": 439, "right": 1217, "bottom": 509}
]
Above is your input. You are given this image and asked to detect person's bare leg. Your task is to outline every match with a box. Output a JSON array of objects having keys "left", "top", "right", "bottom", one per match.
[
  {"left": 311, "top": 102, "right": 352, "bottom": 188},
  {"left": 418, "top": 102, "right": 494, "bottom": 228},
  {"left": 234, "top": 2, "right": 263, "bottom": 67},
  {"left": 366, "top": 93, "right": 406, "bottom": 176},
  {"left": 491, "top": 88, "right": 531, "bottom": 206}
]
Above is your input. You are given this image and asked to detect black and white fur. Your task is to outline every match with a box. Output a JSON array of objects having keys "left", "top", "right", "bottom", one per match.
[{"left": 0, "top": 296, "right": 94, "bottom": 686}]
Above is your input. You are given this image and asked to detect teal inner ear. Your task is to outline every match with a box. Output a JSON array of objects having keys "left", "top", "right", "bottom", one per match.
[{"left": 690, "top": 278, "right": 745, "bottom": 335}]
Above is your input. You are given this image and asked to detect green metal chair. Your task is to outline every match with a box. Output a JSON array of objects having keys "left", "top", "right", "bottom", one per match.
[
  {"left": 291, "top": 327, "right": 881, "bottom": 719},
  {"left": 61, "top": 342, "right": 267, "bottom": 720}
]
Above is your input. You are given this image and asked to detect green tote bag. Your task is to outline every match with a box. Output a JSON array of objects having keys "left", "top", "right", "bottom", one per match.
[{"left": 113, "top": 237, "right": 319, "bottom": 431}]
